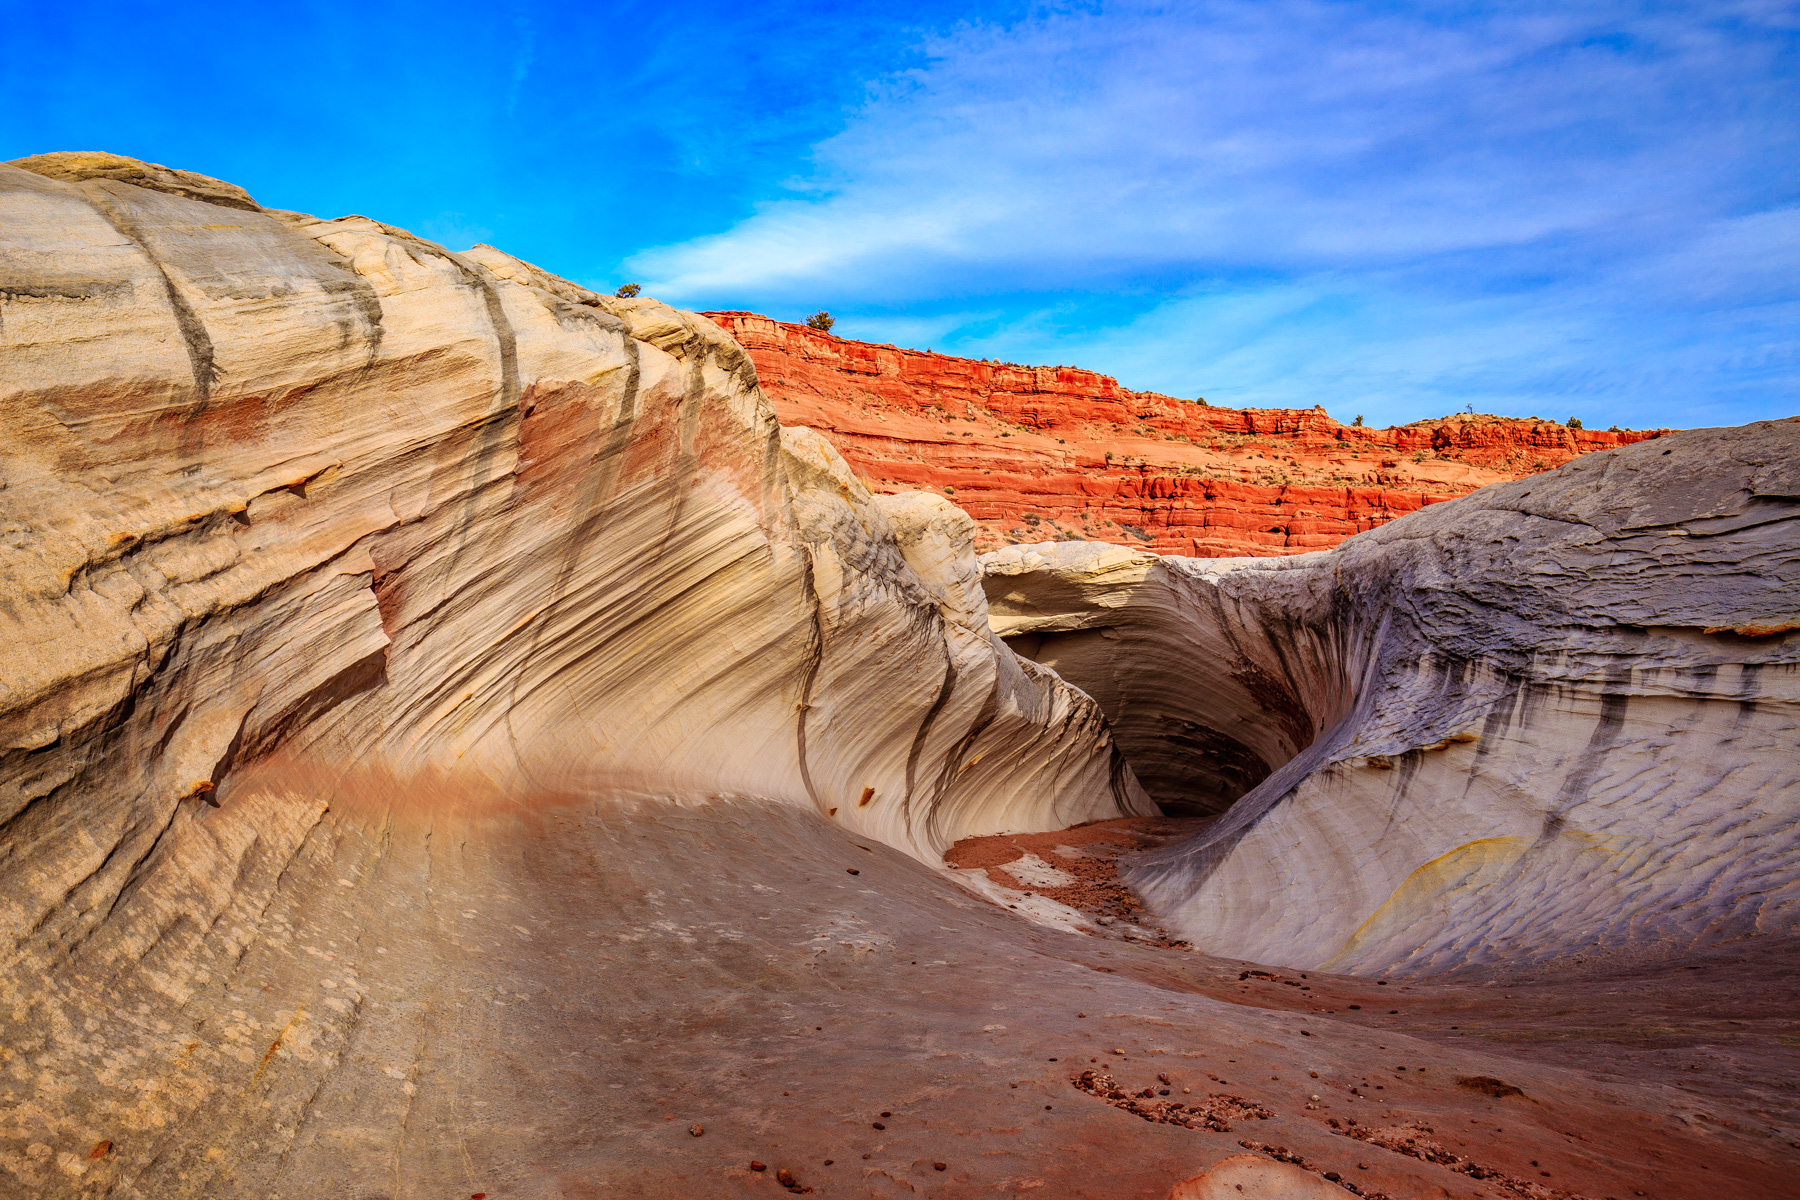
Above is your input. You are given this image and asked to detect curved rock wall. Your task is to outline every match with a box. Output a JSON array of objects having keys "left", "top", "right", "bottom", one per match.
[
  {"left": 986, "top": 421, "right": 1800, "bottom": 975},
  {"left": 0, "top": 154, "right": 1144, "bottom": 860},
  {"left": 0, "top": 154, "right": 1161, "bottom": 1194}
]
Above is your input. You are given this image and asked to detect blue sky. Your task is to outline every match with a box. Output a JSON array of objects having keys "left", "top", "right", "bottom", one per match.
[{"left": 4, "top": 1, "right": 1795, "bottom": 428}]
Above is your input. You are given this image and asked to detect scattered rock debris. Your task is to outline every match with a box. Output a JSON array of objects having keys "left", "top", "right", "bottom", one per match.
[
  {"left": 1330, "top": 1119, "right": 1589, "bottom": 1200},
  {"left": 1236, "top": 1139, "right": 1388, "bottom": 1198},
  {"left": 775, "top": 1165, "right": 812, "bottom": 1193},
  {"left": 1073, "top": 1068, "right": 1271, "bottom": 1131},
  {"left": 944, "top": 817, "right": 1200, "bottom": 944}
]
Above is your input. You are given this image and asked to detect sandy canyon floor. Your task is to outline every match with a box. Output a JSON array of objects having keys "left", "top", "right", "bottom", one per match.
[{"left": 147, "top": 789, "right": 1794, "bottom": 1200}]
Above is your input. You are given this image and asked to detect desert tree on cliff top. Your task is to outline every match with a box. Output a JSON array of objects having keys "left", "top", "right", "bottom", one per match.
[
  {"left": 806, "top": 311, "right": 835, "bottom": 332},
  {"left": 615, "top": 283, "right": 641, "bottom": 298}
]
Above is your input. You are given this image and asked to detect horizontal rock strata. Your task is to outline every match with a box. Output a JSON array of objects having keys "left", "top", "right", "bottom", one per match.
[
  {"left": 985, "top": 421, "right": 1800, "bottom": 974},
  {"left": 706, "top": 310, "right": 1660, "bottom": 558}
]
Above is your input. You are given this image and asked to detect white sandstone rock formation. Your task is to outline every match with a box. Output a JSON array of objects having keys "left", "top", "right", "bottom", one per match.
[
  {"left": 0, "top": 150, "right": 1150, "bottom": 997},
  {"left": 985, "top": 421, "right": 1800, "bottom": 976}
]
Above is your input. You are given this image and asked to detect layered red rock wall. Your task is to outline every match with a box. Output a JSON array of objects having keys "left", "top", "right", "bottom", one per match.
[{"left": 706, "top": 311, "right": 1663, "bottom": 557}]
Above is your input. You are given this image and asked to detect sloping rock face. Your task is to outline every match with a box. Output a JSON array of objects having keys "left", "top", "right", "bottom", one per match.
[
  {"left": 985, "top": 421, "right": 1800, "bottom": 975},
  {"left": 0, "top": 156, "right": 1152, "bottom": 1196},
  {"left": 707, "top": 310, "right": 1660, "bottom": 557}
]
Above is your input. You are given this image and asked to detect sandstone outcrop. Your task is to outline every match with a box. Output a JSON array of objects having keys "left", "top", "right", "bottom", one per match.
[
  {"left": 707, "top": 310, "right": 1661, "bottom": 557},
  {"left": 0, "top": 154, "right": 1150, "bottom": 1196},
  {"left": 1167, "top": 1153, "right": 1345, "bottom": 1200},
  {"left": 0, "top": 152, "right": 1143, "bottom": 859},
  {"left": 985, "top": 420, "right": 1800, "bottom": 974}
]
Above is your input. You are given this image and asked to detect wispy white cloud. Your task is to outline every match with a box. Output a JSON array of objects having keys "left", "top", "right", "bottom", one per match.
[{"left": 628, "top": 0, "right": 1798, "bottom": 425}]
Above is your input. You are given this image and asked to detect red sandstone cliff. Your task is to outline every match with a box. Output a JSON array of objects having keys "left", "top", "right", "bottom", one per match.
[{"left": 705, "top": 311, "right": 1663, "bottom": 557}]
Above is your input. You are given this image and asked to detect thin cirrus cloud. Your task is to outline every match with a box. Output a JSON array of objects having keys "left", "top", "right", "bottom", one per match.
[{"left": 631, "top": 0, "right": 1798, "bottom": 427}]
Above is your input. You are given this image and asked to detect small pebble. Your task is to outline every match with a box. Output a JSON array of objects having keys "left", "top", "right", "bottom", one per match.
[
  {"left": 689, "top": 1125, "right": 704, "bottom": 1137},
  {"left": 934, "top": 1162, "right": 947, "bottom": 1171},
  {"left": 872, "top": 1121, "right": 885, "bottom": 1130},
  {"left": 750, "top": 1161, "right": 767, "bottom": 1171},
  {"left": 846, "top": 868, "right": 860, "bottom": 875}
]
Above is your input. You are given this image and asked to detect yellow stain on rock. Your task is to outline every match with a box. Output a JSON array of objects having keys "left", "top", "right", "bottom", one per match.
[{"left": 1324, "top": 837, "right": 1530, "bottom": 970}]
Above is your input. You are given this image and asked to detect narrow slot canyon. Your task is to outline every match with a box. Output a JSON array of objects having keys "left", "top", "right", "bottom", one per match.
[{"left": 985, "top": 547, "right": 1351, "bottom": 820}]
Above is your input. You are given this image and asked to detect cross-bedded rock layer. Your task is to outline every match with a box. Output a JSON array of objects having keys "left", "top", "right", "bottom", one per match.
[
  {"left": 705, "top": 311, "right": 1661, "bottom": 558},
  {"left": 0, "top": 153, "right": 1154, "bottom": 1197}
]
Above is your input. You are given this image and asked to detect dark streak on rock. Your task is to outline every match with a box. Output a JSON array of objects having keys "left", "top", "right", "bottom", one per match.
[{"left": 77, "top": 185, "right": 219, "bottom": 402}]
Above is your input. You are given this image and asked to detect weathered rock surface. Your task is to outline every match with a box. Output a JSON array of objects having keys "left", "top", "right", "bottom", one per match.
[
  {"left": 0, "top": 152, "right": 1144, "bottom": 860},
  {"left": 707, "top": 310, "right": 1660, "bottom": 557},
  {"left": 0, "top": 154, "right": 1155, "bottom": 1196},
  {"left": 985, "top": 420, "right": 1800, "bottom": 974},
  {"left": 1167, "top": 1153, "right": 1344, "bottom": 1200}
]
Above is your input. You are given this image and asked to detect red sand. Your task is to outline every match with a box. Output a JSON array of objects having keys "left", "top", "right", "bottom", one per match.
[{"left": 944, "top": 819, "right": 1800, "bottom": 1200}]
